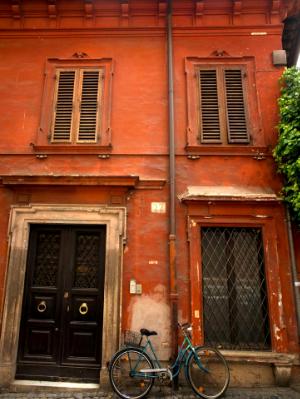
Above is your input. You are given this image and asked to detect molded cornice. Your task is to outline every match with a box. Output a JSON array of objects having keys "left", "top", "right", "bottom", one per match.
[
  {"left": 0, "top": 0, "right": 290, "bottom": 28},
  {"left": 0, "top": 174, "right": 166, "bottom": 190},
  {"left": 0, "top": 175, "right": 140, "bottom": 187}
]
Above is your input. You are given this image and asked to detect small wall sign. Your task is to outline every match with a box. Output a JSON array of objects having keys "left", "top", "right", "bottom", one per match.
[{"left": 151, "top": 202, "right": 166, "bottom": 213}]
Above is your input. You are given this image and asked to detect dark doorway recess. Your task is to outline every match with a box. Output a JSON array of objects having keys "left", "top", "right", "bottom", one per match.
[{"left": 16, "top": 224, "right": 106, "bottom": 382}]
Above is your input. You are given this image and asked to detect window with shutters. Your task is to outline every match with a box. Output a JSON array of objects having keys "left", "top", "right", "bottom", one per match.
[
  {"left": 36, "top": 58, "right": 113, "bottom": 152},
  {"left": 52, "top": 68, "right": 102, "bottom": 143},
  {"left": 199, "top": 67, "right": 249, "bottom": 144},
  {"left": 185, "top": 57, "right": 262, "bottom": 151}
]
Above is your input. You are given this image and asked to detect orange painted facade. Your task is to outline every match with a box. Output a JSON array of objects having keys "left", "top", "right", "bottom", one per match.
[{"left": 0, "top": 0, "right": 299, "bottom": 388}]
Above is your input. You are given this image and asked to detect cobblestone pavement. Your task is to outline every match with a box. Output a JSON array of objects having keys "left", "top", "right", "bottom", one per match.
[{"left": 0, "top": 387, "right": 299, "bottom": 399}]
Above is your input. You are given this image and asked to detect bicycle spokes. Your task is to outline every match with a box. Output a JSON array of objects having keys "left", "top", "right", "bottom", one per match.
[
  {"left": 187, "top": 347, "right": 230, "bottom": 399},
  {"left": 109, "top": 349, "right": 154, "bottom": 399},
  {"left": 109, "top": 325, "right": 230, "bottom": 399}
]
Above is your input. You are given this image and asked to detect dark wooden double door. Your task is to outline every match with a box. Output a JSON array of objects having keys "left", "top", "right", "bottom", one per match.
[{"left": 17, "top": 224, "right": 106, "bottom": 382}]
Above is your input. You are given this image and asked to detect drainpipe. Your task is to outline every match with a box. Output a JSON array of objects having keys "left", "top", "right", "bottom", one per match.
[
  {"left": 167, "top": 0, "right": 178, "bottom": 366},
  {"left": 286, "top": 208, "right": 300, "bottom": 337}
]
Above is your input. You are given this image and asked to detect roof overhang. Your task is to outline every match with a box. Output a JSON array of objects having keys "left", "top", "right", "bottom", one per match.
[{"left": 178, "top": 186, "right": 280, "bottom": 202}]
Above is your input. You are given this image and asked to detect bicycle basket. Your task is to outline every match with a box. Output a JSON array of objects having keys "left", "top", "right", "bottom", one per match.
[{"left": 123, "top": 330, "right": 141, "bottom": 347}]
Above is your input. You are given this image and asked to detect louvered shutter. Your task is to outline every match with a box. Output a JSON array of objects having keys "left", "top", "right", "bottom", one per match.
[
  {"left": 77, "top": 70, "right": 101, "bottom": 142},
  {"left": 52, "top": 70, "right": 75, "bottom": 142},
  {"left": 199, "top": 69, "right": 222, "bottom": 143},
  {"left": 224, "top": 69, "right": 249, "bottom": 143}
]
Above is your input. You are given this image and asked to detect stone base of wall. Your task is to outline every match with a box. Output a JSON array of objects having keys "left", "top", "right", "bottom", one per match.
[{"left": 5, "top": 363, "right": 300, "bottom": 392}]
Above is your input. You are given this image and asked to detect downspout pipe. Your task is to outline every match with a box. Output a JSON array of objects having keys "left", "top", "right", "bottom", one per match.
[
  {"left": 167, "top": 0, "right": 178, "bottom": 364},
  {"left": 286, "top": 208, "right": 300, "bottom": 336}
]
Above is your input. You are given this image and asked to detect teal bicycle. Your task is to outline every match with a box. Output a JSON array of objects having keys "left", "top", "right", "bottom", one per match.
[{"left": 109, "top": 323, "right": 230, "bottom": 399}]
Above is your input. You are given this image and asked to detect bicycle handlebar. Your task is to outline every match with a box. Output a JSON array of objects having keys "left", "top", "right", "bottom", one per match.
[{"left": 178, "top": 322, "right": 192, "bottom": 332}]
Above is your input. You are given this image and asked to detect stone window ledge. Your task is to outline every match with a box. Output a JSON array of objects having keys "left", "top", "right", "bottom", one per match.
[
  {"left": 221, "top": 350, "right": 298, "bottom": 387},
  {"left": 221, "top": 350, "right": 296, "bottom": 364}
]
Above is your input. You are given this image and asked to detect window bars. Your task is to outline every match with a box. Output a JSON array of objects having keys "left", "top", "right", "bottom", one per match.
[{"left": 201, "top": 227, "right": 270, "bottom": 350}]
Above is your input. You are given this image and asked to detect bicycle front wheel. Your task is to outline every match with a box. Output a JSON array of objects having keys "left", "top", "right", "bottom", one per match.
[
  {"left": 109, "top": 348, "right": 154, "bottom": 399},
  {"left": 187, "top": 346, "right": 230, "bottom": 399}
]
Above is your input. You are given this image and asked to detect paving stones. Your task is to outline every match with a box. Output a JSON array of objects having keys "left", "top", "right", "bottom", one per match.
[{"left": 0, "top": 387, "right": 299, "bottom": 399}]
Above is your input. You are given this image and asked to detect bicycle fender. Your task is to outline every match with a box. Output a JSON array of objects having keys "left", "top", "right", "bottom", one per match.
[
  {"left": 108, "top": 346, "right": 140, "bottom": 371},
  {"left": 184, "top": 345, "right": 204, "bottom": 379},
  {"left": 184, "top": 346, "right": 195, "bottom": 379}
]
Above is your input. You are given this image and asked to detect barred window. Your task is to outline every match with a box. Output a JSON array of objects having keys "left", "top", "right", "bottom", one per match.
[
  {"left": 201, "top": 227, "right": 270, "bottom": 350},
  {"left": 199, "top": 67, "right": 250, "bottom": 144}
]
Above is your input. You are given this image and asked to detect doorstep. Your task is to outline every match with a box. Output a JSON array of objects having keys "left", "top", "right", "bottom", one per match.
[{"left": 8, "top": 381, "right": 99, "bottom": 393}]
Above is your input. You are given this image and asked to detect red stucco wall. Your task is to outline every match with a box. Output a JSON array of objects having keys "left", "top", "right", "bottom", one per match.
[{"left": 0, "top": 0, "right": 298, "bottom": 374}]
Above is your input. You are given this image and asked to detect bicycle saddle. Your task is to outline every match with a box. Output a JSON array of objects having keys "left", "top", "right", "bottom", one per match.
[{"left": 140, "top": 328, "right": 157, "bottom": 336}]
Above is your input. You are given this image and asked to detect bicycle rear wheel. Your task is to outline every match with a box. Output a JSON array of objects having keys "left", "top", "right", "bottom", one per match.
[
  {"left": 109, "top": 348, "right": 154, "bottom": 399},
  {"left": 187, "top": 346, "right": 229, "bottom": 399}
]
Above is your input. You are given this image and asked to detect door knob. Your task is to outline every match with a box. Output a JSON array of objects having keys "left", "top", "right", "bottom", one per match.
[
  {"left": 79, "top": 302, "right": 88, "bottom": 315},
  {"left": 37, "top": 300, "right": 47, "bottom": 313}
]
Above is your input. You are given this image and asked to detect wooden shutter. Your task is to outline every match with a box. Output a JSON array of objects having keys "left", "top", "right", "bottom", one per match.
[
  {"left": 199, "top": 69, "right": 222, "bottom": 143},
  {"left": 77, "top": 70, "right": 101, "bottom": 142},
  {"left": 224, "top": 69, "right": 249, "bottom": 143},
  {"left": 52, "top": 70, "right": 75, "bottom": 142}
]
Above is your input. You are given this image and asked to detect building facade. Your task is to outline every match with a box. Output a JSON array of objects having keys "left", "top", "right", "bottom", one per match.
[{"left": 0, "top": 0, "right": 299, "bottom": 389}]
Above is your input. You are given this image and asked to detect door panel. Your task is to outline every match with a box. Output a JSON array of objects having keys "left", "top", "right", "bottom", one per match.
[
  {"left": 66, "top": 326, "right": 99, "bottom": 359},
  {"left": 17, "top": 224, "right": 106, "bottom": 382},
  {"left": 19, "top": 228, "right": 61, "bottom": 364}
]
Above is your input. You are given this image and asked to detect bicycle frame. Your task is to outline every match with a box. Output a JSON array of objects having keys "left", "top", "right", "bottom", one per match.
[
  {"left": 135, "top": 332, "right": 208, "bottom": 381},
  {"left": 110, "top": 325, "right": 230, "bottom": 399}
]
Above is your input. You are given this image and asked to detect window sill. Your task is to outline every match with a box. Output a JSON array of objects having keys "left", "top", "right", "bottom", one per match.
[
  {"left": 185, "top": 145, "right": 272, "bottom": 159},
  {"left": 221, "top": 350, "right": 296, "bottom": 365},
  {"left": 31, "top": 144, "right": 112, "bottom": 155}
]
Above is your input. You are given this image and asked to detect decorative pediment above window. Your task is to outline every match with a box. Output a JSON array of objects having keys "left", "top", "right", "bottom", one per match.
[
  {"left": 210, "top": 50, "right": 231, "bottom": 57},
  {"left": 72, "top": 52, "right": 89, "bottom": 59}
]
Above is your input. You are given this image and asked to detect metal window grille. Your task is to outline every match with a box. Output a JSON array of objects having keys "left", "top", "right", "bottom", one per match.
[{"left": 201, "top": 227, "right": 270, "bottom": 350}]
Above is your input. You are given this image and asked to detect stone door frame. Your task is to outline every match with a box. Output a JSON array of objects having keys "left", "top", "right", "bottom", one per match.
[{"left": 0, "top": 204, "right": 126, "bottom": 387}]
